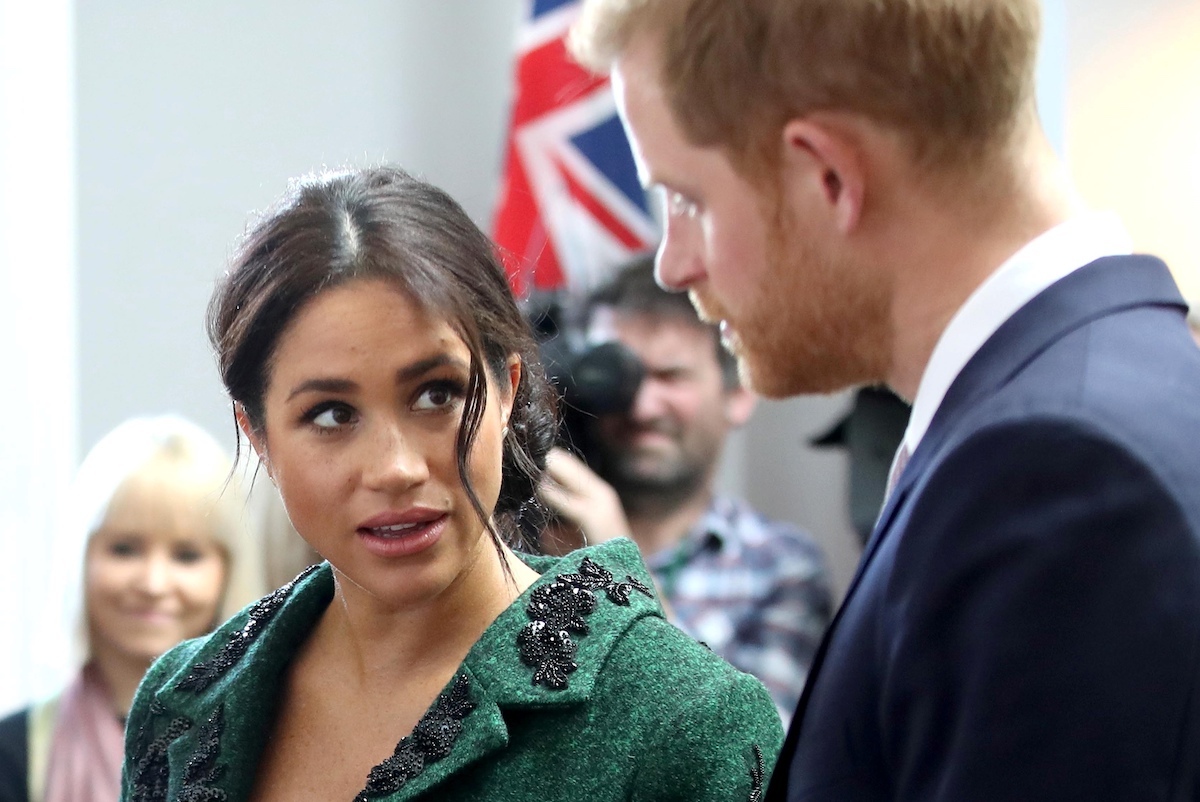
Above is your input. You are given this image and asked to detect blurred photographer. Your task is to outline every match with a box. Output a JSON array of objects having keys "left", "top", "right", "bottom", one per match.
[{"left": 537, "top": 254, "right": 833, "bottom": 723}]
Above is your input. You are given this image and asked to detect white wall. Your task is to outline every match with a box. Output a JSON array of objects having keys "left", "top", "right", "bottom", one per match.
[
  {"left": 0, "top": 0, "right": 77, "bottom": 715},
  {"left": 721, "top": 392, "right": 860, "bottom": 598},
  {"left": 1064, "top": 0, "right": 1200, "bottom": 302}
]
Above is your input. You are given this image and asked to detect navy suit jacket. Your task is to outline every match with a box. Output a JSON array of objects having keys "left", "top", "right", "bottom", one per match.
[{"left": 769, "top": 256, "right": 1200, "bottom": 800}]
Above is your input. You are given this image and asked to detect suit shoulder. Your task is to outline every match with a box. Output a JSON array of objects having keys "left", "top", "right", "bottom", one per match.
[
  {"left": 866, "top": 414, "right": 1200, "bottom": 798},
  {"left": 932, "top": 411, "right": 1195, "bottom": 525}
]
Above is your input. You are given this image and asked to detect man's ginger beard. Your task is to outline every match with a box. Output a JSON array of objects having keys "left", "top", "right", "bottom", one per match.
[{"left": 691, "top": 177, "right": 892, "bottom": 399}]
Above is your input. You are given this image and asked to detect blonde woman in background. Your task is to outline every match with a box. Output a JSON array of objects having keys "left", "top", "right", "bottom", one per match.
[{"left": 0, "top": 415, "right": 264, "bottom": 802}]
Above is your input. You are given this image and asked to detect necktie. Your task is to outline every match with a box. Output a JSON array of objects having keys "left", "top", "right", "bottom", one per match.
[{"left": 885, "top": 441, "right": 911, "bottom": 501}]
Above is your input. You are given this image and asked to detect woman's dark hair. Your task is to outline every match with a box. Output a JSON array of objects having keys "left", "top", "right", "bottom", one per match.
[{"left": 207, "top": 166, "right": 558, "bottom": 554}]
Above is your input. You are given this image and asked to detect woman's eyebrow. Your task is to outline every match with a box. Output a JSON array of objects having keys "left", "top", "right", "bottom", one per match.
[
  {"left": 284, "top": 354, "right": 470, "bottom": 402},
  {"left": 395, "top": 353, "right": 466, "bottom": 383},
  {"left": 286, "top": 378, "right": 357, "bottom": 402}
]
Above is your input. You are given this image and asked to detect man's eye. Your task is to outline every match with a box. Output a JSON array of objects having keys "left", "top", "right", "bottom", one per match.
[
  {"left": 413, "top": 381, "right": 463, "bottom": 411},
  {"left": 663, "top": 189, "right": 699, "bottom": 219}
]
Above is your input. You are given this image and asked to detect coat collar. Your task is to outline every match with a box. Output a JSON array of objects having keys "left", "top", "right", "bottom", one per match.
[
  {"left": 147, "top": 538, "right": 662, "bottom": 800},
  {"left": 855, "top": 255, "right": 1184, "bottom": 600},
  {"left": 465, "top": 537, "right": 660, "bottom": 706}
]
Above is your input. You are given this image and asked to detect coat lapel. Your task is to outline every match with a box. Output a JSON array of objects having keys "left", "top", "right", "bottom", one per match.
[
  {"left": 400, "top": 540, "right": 663, "bottom": 799},
  {"left": 148, "top": 564, "right": 328, "bottom": 802}
]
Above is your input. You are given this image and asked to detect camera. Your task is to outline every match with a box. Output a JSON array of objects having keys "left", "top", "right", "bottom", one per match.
[{"left": 523, "top": 294, "right": 644, "bottom": 467}]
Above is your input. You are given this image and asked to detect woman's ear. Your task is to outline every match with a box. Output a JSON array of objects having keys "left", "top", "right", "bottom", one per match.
[
  {"left": 234, "top": 403, "right": 272, "bottom": 479},
  {"left": 501, "top": 354, "right": 523, "bottom": 428}
]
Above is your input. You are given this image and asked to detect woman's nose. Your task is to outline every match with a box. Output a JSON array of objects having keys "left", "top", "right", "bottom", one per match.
[
  {"left": 362, "top": 423, "right": 430, "bottom": 492},
  {"left": 134, "top": 551, "right": 172, "bottom": 595}
]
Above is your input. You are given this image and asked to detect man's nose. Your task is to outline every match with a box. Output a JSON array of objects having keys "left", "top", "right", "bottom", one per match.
[
  {"left": 654, "top": 218, "right": 705, "bottom": 291},
  {"left": 629, "top": 378, "right": 669, "bottom": 423}
]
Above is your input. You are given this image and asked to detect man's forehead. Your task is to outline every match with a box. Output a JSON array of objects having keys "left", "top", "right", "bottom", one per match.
[
  {"left": 610, "top": 34, "right": 670, "bottom": 187},
  {"left": 586, "top": 306, "right": 620, "bottom": 343}
]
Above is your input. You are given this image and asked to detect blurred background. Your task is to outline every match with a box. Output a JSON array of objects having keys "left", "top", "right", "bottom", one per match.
[{"left": 1, "top": 0, "right": 1196, "bottom": 713}]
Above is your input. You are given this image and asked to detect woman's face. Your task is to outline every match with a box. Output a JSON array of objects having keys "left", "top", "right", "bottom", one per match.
[
  {"left": 245, "top": 278, "right": 518, "bottom": 609},
  {"left": 86, "top": 470, "right": 228, "bottom": 667}
]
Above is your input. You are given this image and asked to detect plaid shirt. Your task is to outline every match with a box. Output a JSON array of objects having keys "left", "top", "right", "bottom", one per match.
[{"left": 645, "top": 496, "right": 834, "bottom": 725}]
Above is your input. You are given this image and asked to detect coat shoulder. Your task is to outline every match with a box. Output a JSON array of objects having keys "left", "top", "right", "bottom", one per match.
[{"left": 597, "top": 615, "right": 784, "bottom": 801}]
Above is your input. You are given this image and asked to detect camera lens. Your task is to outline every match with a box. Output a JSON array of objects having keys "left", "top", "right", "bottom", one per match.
[{"left": 563, "top": 340, "right": 643, "bottom": 415}]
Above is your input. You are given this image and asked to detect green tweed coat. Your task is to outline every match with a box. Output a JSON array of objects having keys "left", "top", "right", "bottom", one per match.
[{"left": 120, "top": 539, "right": 783, "bottom": 801}]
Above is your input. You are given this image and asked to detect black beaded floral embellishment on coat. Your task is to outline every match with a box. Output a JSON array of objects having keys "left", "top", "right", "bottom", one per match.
[
  {"left": 128, "top": 701, "right": 194, "bottom": 802},
  {"left": 179, "top": 705, "right": 227, "bottom": 802},
  {"left": 354, "top": 673, "right": 476, "bottom": 801},
  {"left": 748, "top": 745, "right": 765, "bottom": 802},
  {"left": 518, "top": 557, "right": 654, "bottom": 690},
  {"left": 175, "top": 564, "right": 320, "bottom": 692}
]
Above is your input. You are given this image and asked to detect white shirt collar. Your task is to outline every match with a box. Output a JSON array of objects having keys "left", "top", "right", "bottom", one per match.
[{"left": 900, "top": 210, "right": 1134, "bottom": 457}]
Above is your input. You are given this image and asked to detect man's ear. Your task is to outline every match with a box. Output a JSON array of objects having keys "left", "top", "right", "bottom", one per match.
[
  {"left": 724, "top": 386, "right": 757, "bottom": 429},
  {"left": 234, "top": 403, "right": 271, "bottom": 479},
  {"left": 781, "top": 115, "right": 866, "bottom": 234}
]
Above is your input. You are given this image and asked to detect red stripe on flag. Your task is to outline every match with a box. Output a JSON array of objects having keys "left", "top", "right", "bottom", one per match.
[
  {"left": 555, "top": 158, "right": 647, "bottom": 250},
  {"left": 493, "top": 134, "right": 565, "bottom": 297},
  {"left": 511, "top": 37, "right": 608, "bottom": 128}
]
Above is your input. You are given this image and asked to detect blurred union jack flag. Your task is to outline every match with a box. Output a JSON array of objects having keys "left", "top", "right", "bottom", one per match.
[{"left": 492, "top": 0, "right": 659, "bottom": 299}]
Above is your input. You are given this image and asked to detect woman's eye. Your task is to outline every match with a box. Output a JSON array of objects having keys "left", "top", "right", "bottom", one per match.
[
  {"left": 172, "top": 546, "right": 208, "bottom": 564},
  {"left": 413, "top": 381, "right": 462, "bottom": 411},
  {"left": 108, "top": 540, "right": 141, "bottom": 558},
  {"left": 309, "top": 403, "right": 355, "bottom": 429}
]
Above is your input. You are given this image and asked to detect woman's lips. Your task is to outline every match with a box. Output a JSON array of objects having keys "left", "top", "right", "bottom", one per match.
[
  {"left": 357, "top": 514, "right": 447, "bottom": 558},
  {"left": 366, "top": 521, "right": 425, "bottom": 538},
  {"left": 123, "top": 608, "right": 177, "bottom": 626}
]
